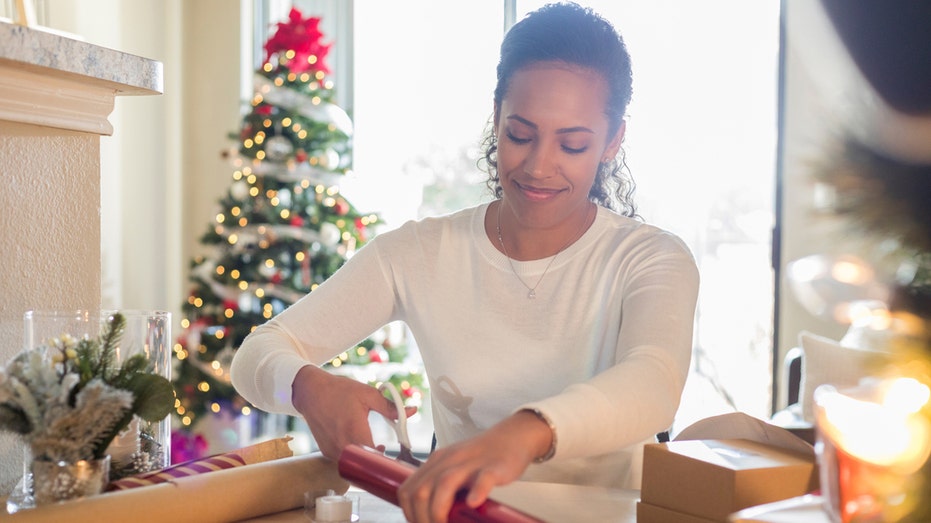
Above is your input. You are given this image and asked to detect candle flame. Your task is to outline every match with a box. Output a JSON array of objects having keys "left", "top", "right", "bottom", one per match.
[{"left": 818, "top": 378, "right": 931, "bottom": 472}]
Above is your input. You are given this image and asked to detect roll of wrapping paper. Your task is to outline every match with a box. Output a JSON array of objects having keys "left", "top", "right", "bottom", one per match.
[
  {"left": 337, "top": 444, "right": 544, "bottom": 523},
  {"left": 107, "top": 436, "right": 295, "bottom": 491},
  {"left": 7, "top": 453, "right": 349, "bottom": 523}
]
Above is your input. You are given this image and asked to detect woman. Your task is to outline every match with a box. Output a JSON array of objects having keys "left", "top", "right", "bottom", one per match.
[{"left": 231, "top": 3, "right": 699, "bottom": 522}]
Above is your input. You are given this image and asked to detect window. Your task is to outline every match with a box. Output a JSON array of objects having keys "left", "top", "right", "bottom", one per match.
[{"left": 348, "top": 1, "right": 503, "bottom": 226}]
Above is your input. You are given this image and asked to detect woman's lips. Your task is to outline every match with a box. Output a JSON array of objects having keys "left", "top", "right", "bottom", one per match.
[{"left": 516, "top": 182, "right": 562, "bottom": 201}]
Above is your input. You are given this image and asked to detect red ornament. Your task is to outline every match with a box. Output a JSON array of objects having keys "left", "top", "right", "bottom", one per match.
[
  {"left": 290, "top": 216, "right": 305, "bottom": 227},
  {"left": 264, "top": 8, "right": 332, "bottom": 74},
  {"left": 270, "top": 272, "right": 283, "bottom": 284},
  {"left": 222, "top": 300, "right": 239, "bottom": 311},
  {"left": 368, "top": 351, "right": 383, "bottom": 363},
  {"left": 255, "top": 104, "right": 273, "bottom": 116},
  {"left": 295, "top": 149, "right": 308, "bottom": 162},
  {"left": 354, "top": 218, "right": 367, "bottom": 242},
  {"left": 334, "top": 198, "right": 349, "bottom": 216}
]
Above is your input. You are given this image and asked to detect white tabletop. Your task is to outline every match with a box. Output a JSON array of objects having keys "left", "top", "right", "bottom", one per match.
[
  {"left": 242, "top": 485, "right": 832, "bottom": 523},
  {"left": 242, "top": 483, "right": 640, "bottom": 523}
]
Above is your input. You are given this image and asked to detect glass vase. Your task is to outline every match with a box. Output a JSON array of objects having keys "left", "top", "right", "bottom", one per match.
[
  {"left": 23, "top": 309, "right": 100, "bottom": 349},
  {"left": 6, "top": 310, "right": 104, "bottom": 513},
  {"left": 103, "top": 310, "right": 172, "bottom": 478},
  {"left": 31, "top": 456, "right": 111, "bottom": 506}
]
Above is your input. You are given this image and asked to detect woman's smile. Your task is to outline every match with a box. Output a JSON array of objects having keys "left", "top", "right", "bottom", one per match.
[{"left": 514, "top": 180, "right": 564, "bottom": 202}]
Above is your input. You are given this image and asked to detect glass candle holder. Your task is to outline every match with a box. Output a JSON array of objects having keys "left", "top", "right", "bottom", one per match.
[
  {"left": 31, "top": 456, "right": 111, "bottom": 506},
  {"left": 814, "top": 378, "right": 931, "bottom": 523}
]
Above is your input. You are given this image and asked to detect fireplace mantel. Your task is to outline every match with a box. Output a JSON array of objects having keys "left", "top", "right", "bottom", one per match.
[{"left": 0, "top": 21, "right": 163, "bottom": 134}]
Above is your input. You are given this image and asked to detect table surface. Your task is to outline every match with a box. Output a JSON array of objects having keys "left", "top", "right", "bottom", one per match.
[
  {"left": 242, "top": 484, "right": 833, "bottom": 523},
  {"left": 243, "top": 483, "right": 640, "bottom": 523}
]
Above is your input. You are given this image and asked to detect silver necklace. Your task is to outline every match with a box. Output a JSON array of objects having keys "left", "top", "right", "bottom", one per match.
[{"left": 495, "top": 202, "right": 592, "bottom": 299}]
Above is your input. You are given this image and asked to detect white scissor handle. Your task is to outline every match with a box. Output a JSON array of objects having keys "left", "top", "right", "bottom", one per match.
[{"left": 378, "top": 381, "right": 411, "bottom": 450}]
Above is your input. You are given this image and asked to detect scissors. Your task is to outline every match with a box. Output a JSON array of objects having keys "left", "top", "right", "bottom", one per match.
[{"left": 379, "top": 382, "right": 423, "bottom": 467}]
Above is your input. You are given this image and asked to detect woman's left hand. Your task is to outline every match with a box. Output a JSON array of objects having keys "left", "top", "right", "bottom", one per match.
[{"left": 397, "top": 410, "right": 553, "bottom": 523}]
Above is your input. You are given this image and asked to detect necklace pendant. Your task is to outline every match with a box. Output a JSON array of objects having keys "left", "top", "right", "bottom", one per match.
[{"left": 527, "top": 289, "right": 536, "bottom": 299}]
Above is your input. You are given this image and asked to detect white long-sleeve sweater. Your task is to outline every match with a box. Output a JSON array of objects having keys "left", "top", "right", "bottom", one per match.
[{"left": 231, "top": 202, "right": 699, "bottom": 488}]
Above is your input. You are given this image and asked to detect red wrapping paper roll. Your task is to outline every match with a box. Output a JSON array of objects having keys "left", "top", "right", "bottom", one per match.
[{"left": 337, "top": 444, "right": 544, "bottom": 523}]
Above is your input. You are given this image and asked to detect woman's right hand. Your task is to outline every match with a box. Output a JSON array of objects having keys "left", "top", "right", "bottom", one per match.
[{"left": 291, "top": 364, "right": 416, "bottom": 460}]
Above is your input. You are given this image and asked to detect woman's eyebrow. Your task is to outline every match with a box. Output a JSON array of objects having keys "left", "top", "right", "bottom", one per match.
[
  {"left": 505, "top": 114, "right": 593, "bottom": 134},
  {"left": 506, "top": 114, "right": 537, "bottom": 129}
]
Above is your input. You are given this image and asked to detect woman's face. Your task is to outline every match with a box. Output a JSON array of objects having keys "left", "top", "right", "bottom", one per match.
[{"left": 495, "top": 61, "right": 624, "bottom": 229}]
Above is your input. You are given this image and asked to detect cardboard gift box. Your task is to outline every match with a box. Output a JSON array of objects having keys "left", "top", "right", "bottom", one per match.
[
  {"left": 640, "top": 439, "right": 819, "bottom": 522},
  {"left": 637, "top": 500, "right": 718, "bottom": 523}
]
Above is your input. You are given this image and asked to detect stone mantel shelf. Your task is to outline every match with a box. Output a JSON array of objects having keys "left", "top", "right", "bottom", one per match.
[{"left": 0, "top": 21, "right": 163, "bottom": 135}]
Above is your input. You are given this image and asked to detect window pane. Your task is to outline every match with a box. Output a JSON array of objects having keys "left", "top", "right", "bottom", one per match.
[
  {"left": 348, "top": 1, "right": 504, "bottom": 453},
  {"left": 517, "top": 0, "right": 781, "bottom": 429},
  {"left": 349, "top": 1, "right": 504, "bottom": 226}
]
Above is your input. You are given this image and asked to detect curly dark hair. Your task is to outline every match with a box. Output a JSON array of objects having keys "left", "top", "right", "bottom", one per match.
[{"left": 479, "top": 2, "right": 638, "bottom": 218}]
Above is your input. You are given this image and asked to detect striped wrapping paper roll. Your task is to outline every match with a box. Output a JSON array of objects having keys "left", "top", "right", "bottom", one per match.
[
  {"left": 337, "top": 444, "right": 545, "bottom": 523},
  {"left": 107, "top": 436, "right": 293, "bottom": 491},
  {"left": 107, "top": 453, "right": 246, "bottom": 491}
]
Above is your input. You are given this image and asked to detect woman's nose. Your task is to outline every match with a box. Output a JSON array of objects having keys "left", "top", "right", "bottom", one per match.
[{"left": 522, "top": 143, "right": 552, "bottom": 178}]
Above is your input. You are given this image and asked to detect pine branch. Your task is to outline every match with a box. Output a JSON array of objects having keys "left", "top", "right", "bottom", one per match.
[{"left": 95, "top": 313, "right": 126, "bottom": 382}]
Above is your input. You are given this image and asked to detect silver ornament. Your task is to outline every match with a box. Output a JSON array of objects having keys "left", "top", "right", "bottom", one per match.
[
  {"left": 230, "top": 181, "right": 250, "bottom": 201},
  {"left": 315, "top": 148, "right": 340, "bottom": 169},
  {"left": 264, "top": 135, "right": 294, "bottom": 162},
  {"left": 319, "top": 222, "right": 342, "bottom": 247}
]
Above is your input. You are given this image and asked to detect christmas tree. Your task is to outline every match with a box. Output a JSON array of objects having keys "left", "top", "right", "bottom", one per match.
[{"left": 172, "top": 8, "right": 424, "bottom": 451}]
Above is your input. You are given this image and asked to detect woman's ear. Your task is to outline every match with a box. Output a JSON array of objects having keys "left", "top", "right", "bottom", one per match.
[{"left": 604, "top": 120, "right": 626, "bottom": 159}]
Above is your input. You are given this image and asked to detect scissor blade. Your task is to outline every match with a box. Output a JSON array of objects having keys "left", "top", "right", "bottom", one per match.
[{"left": 397, "top": 447, "right": 423, "bottom": 467}]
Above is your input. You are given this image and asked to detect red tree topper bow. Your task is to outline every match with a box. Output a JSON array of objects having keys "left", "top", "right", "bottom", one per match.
[{"left": 264, "top": 7, "right": 332, "bottom": 74}]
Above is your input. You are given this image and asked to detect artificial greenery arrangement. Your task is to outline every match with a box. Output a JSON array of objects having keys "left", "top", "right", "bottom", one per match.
[{"left": 0, "top": 313, "right": 175, "bottom": 465}]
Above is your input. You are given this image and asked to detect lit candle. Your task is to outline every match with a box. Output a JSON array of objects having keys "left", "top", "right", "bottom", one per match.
[
  {"left": 819, "top": 378, "right": 930, "bottom": 467},
  {"left": 815, "top": 377, "right": 931, "bottom": 522},
  {"left": 315, "top": 494, "right": 353, "bottom": 522}
]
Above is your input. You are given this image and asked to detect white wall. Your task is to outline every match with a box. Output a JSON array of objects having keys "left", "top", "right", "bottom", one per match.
[
  {"left": 778, "top": 0, "right": 849, "bottom": 366},
  {"left": 43, "top": 0, "right": 245, "bottom": 316},
  {"left": 45, "top": 0, "right": 182, "bottom": 314},
  {"left": 777, "top": 0, "right": 873, "bottom": 381},
  {"left": 179, "top": 0, "right": 246, "bottom": 276}
]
